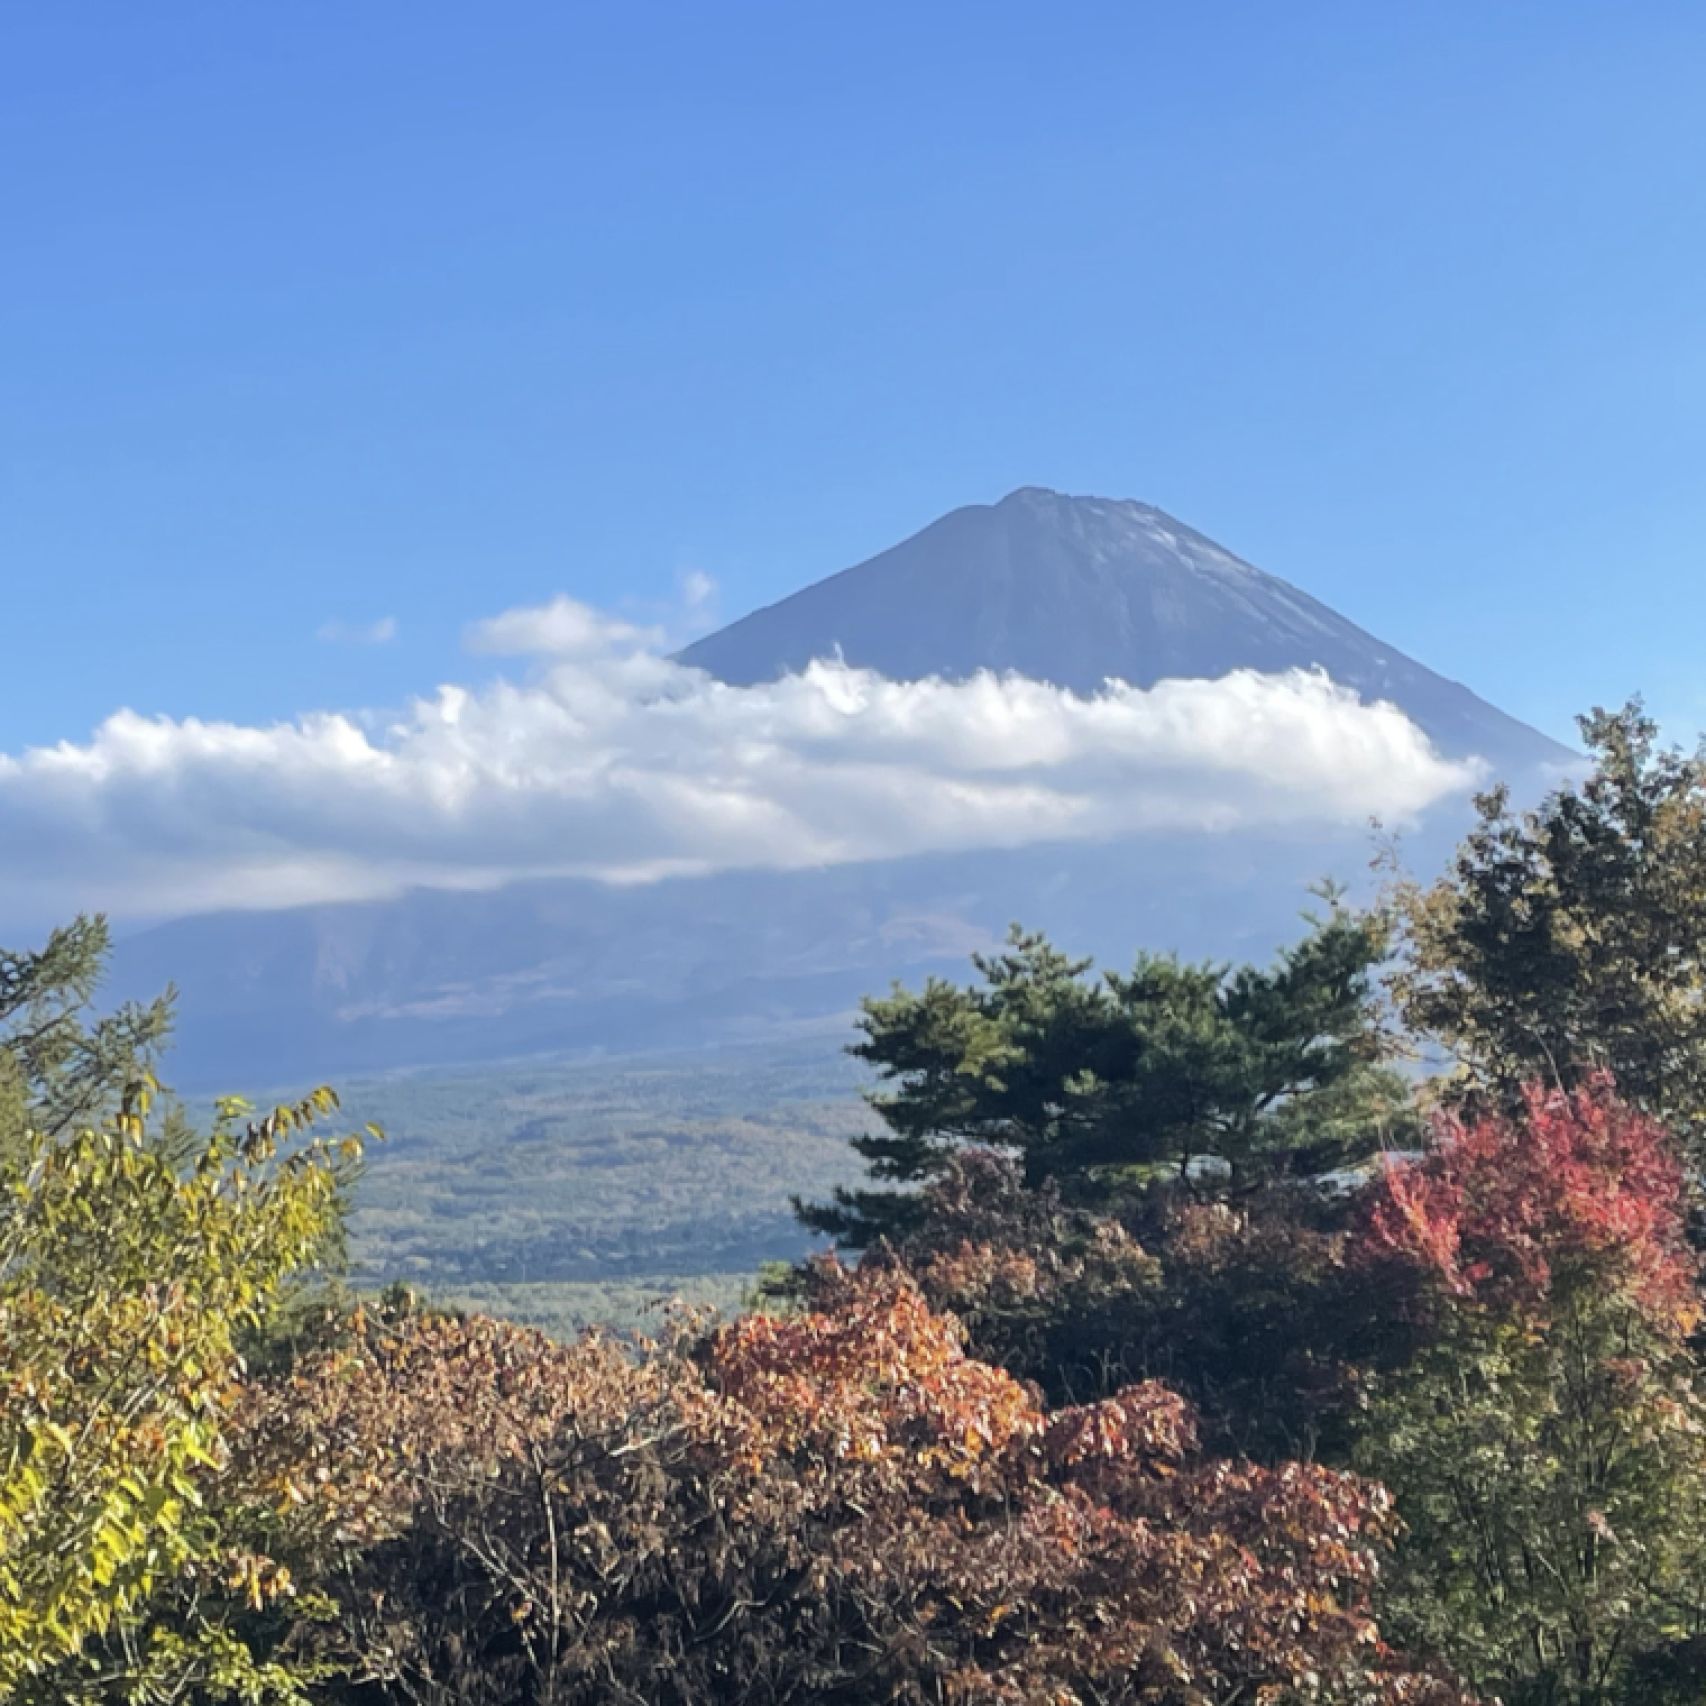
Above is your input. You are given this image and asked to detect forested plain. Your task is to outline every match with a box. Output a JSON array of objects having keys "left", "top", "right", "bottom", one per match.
[
  {"left": 13, "top": 703, "right": 1706, "bottom": 1703},
  {"left": 334, "top": 1044, "right": 868, "bottom": 1334}
]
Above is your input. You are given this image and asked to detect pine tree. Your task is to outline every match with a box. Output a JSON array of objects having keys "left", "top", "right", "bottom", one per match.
[
  {"left": 0, "top": 914, "right": 173, "bottom": 1150},
  {"left": 799, "top": 899, "right": 1410, "bottom": 1247}
]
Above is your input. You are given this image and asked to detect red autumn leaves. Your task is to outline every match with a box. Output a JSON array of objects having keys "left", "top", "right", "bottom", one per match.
[{"left": 1363, "top": 1075, "right": 1699, "bottom": 1337}]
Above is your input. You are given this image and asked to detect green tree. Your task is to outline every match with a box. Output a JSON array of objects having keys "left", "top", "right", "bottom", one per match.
[
  {"left": 800, "top": 898, "right": 1410, "bottom": 1247},
  {"left": 1390, "top": 702, "right": 1706, "bottom": 1154},
  {"left": 1353, "top": 1080, "right": 1706, "bottom": 1704},
  {"left": 0, "top": 919, "right": 367, "bottom": 1703}
]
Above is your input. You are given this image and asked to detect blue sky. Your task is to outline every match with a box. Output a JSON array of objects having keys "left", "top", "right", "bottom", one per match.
[{"left": 6, "top": 1, "right": 1706, "bottom": 761}]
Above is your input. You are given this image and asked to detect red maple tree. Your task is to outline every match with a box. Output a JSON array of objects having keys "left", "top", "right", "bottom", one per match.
[
  {"left": 1354, "top": 1077, "right": 1706, "bottom": 1702},
  {"left": 1363, "top": 1073, "right": 1698, "bottom": 1332}
]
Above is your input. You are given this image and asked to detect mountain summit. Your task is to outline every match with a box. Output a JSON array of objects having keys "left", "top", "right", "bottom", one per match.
[{"left": 680, "top": 487, "right": 1571, "bottom": 769}]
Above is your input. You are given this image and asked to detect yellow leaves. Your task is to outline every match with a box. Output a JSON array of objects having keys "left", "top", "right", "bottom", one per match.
[
  {"left": 224, "top": 1554, "right": 286, "bottom": 1612},
  {"left": 114, "top": 1069, "right": 162, "bottom": 1144}
]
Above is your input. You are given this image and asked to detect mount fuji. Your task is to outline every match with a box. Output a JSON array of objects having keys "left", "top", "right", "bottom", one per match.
[{"left": 111, "top": 489, "right": 1567, "bottom": 1084}]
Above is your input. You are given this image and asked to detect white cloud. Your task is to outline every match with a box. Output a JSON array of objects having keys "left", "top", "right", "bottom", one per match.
[
  {"left": 465, "top": 596, "right": 660, "bottom": 659},
  {"left": 675, "top": 568, "right": 719, "bottom": 638},
  {"left": 317, "top": 615, "right": 398, "bottom": 646},
  {"left": 0, "top": 599, "right": 1482, "bottom": 921}
]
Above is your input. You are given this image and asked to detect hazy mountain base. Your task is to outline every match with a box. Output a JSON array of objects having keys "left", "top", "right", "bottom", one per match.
[
  {"left": 435, "top": 1273, "right": 760, "bottom": 1337},
  {"left": 113, "top": 825, "right": 1455, "bottom": 1090}
]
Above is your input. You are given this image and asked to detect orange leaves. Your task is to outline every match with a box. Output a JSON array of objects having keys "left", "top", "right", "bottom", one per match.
[
  {"left": 233, "top": 1269, "right": 1474, "bottom": 1704},
  {"left": 1045, "top": 1384, "right": 1195, "bottom": 1475},
  {"left": 709, "top": 1265, "right": 1045, "bottom": 1487}
]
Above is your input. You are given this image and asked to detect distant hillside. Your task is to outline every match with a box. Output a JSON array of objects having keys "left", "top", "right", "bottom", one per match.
[
  {"left": 115, "top": 834, "right": 1348, "bottom": 1090},
  {"left": 681, "top": 486, "right": 1572, "bottom": 769}
]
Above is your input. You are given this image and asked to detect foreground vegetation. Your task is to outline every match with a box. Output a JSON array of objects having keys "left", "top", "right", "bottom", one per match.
[{"left": 10, "top": 702, "right": 1706, "bottom": 1702}]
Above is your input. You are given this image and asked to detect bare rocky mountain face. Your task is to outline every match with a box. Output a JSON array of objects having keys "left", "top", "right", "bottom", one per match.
[
  {"left": 681, "top": 486, "right": 1571, "bottom": 769},
  {"left": 113, "top": 490, "right": 1569, "bottom": 1085}
]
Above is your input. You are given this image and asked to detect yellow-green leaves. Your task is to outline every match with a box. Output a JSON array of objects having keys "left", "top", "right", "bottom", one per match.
[{"left": 0, "top": 1087, "right": 363, "bottom": 1698}]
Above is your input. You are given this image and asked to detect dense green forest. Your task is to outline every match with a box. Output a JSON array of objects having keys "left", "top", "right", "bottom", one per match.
[{"left": 11, "top": 703, "right": 1706, "bottom": 1703}]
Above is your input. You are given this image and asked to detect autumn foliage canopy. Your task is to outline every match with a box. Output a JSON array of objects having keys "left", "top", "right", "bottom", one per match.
[
  {"left": 236, "top": 1266, "right": 1468, "bottom": 1705},
  {"left": 21, "top": 715, "right": 1706, "bottom": 1705}
]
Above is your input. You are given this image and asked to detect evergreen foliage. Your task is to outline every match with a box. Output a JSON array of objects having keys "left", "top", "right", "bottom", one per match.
[
  {"left": 800, "top": 896, "right": 1410, "bottom": 1247},
  {"left": 1391, "top": 702, "right": 1706, "bottom": 1152},
  {"left": 0, "top": 915, "right": 173, "bottom": 1150}
]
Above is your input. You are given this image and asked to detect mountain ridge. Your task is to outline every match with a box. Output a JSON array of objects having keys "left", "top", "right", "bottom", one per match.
[{"left": 680, "top": 486, "right": 1573, "bottom": 768}]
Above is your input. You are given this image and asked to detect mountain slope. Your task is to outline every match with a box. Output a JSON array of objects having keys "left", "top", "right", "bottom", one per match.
[{"left": 680, "top": 487, "right": 1572, "bottom": 768}]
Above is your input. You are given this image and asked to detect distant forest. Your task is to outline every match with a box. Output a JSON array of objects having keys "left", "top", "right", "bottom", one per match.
[{"left": 337, "top": 1043, "right": 869, "bottom": 1334}]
